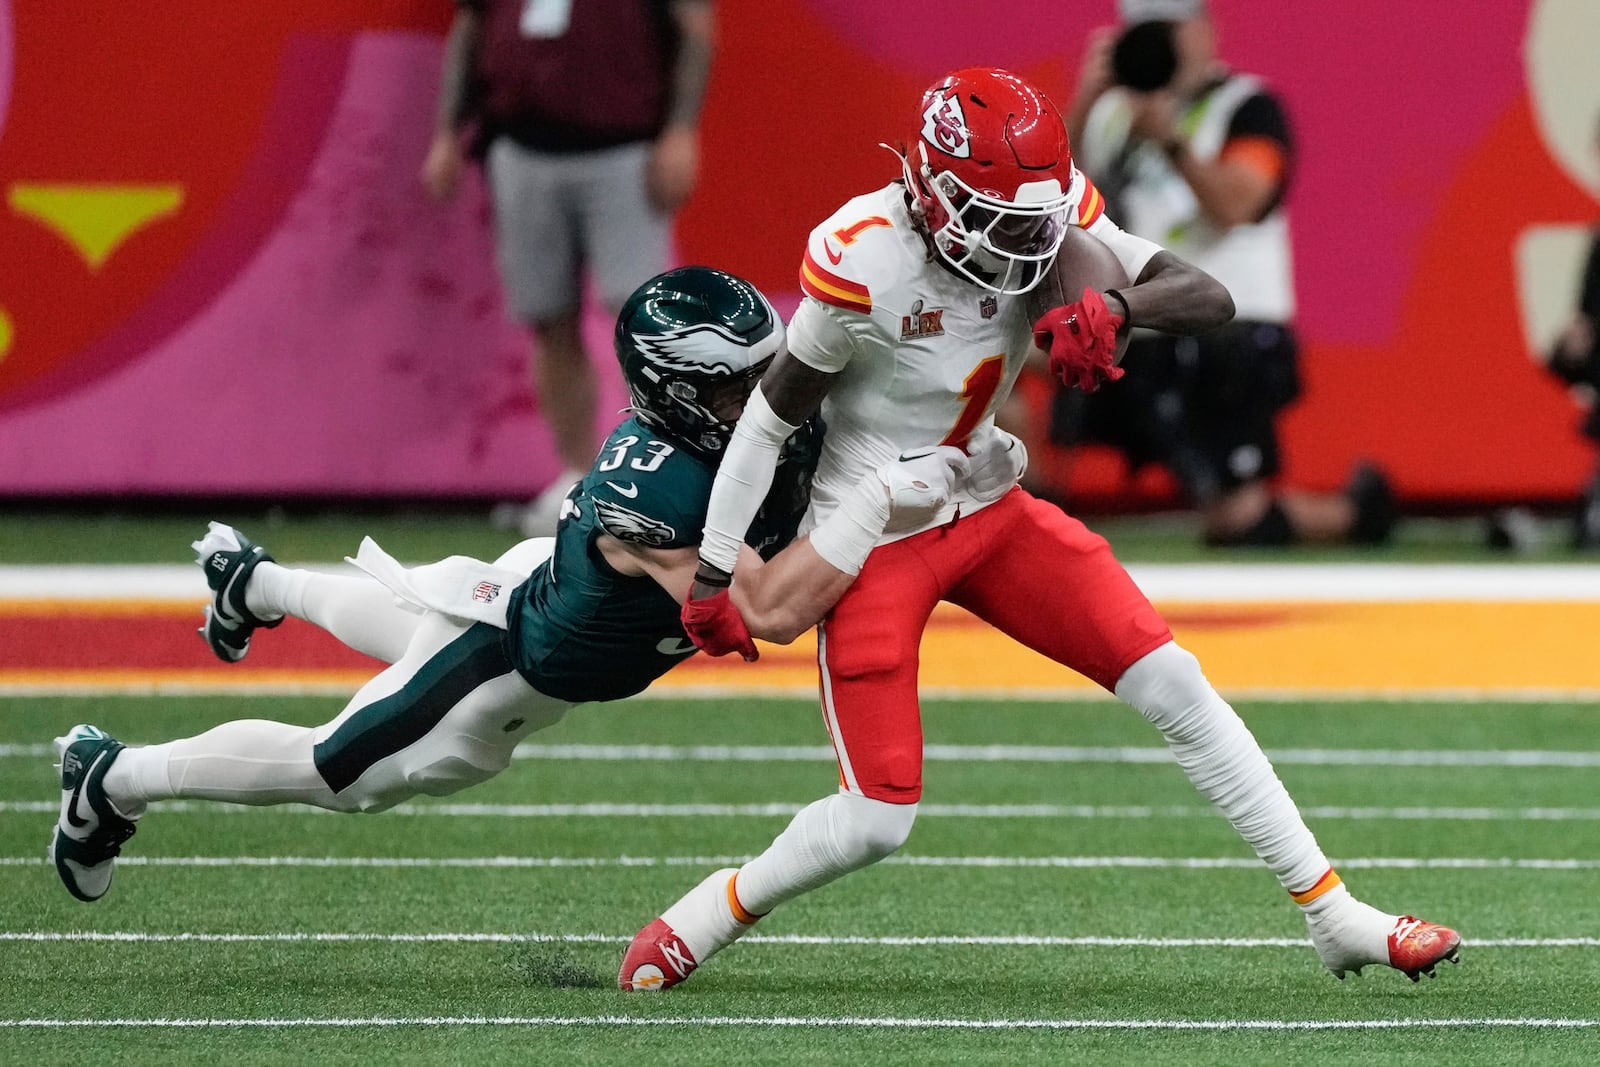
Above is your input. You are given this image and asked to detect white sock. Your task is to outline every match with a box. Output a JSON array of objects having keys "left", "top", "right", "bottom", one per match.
[
  {"left": 240, "top": 560, "right": 290, "bottom": 623},
  {"left": 1300, "top": 883, "right": 1394, "bottom": 969},
  {"left": 1114, "top": 641, "right": 1330, "bottom": 894},
  {"left": 656, "top": 869, "right": 753, "bottom": 964},
  {"left": 100, "top": 719, "right": 350, "bottom": 813},
  {"left": 735, "top": 792, "right": 917, "bottom": 915},
  {"left": 247, "top": 563, "right": 421, "bottom": 664}
]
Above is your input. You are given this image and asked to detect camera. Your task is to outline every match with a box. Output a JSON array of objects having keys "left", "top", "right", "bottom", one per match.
[{"left": 1111, "top": 20, "right": 1179, "bottom": 91}]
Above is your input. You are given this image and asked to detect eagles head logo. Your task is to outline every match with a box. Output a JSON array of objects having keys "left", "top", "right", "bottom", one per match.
[{"left": 593, "top": 496, "right": 677, "bottom": 546}]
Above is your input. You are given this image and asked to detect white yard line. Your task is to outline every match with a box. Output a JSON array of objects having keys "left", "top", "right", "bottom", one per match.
[
  {"left": 512, "top": 744, "right": 1600, "bottom": 767},
  {"left": 6, "top": 683, "right": 1600, "bottom": 700},
  {"left": 0, "top": 682, "right": 364, "bottom": 698},
  {"left": 7, "top": 742, "right": 1600, "bottom": 767},
  {"left": 0, "top": 1014, "right": 1595, "bottom": 1031},
  {"left": 9, "top": 562, "right": 1600, "bottom": 601},
  {"left": 1, "top": 930, "right": 1593, "bottom": 948},
  {"left": 7, "top": 799, "right": 1600, "bottom": 821},
  {"left": 2, "top": 854, "right": 1597, "bottom": 870}
]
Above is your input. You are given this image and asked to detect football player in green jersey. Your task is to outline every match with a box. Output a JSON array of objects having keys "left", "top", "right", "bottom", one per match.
[{"left": 50, "top": 267, "right": 999, "bottom": 903}]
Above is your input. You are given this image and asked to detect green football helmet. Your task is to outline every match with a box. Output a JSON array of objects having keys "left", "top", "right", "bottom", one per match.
[{"left": 615, "top": 266, "right": 785, "bottom": 460}]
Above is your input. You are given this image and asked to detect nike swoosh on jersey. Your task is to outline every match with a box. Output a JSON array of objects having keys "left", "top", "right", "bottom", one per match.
[
  {"left": 897, "top": 449, "right": 938, "bottom": 462},
  {"left": 823, "top": 239, "right": 843, "bottom": 265},
  {"left": 656, "top": 637, "right": 697, "bottom": 655},
  {"left": 606, "top": 482, "right": 640, "bottom": 498}
]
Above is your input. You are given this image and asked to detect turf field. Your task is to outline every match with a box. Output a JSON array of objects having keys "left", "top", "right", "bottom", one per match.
[{"left": 3, "top": 509, "right": 1599, "bottom": 1063}]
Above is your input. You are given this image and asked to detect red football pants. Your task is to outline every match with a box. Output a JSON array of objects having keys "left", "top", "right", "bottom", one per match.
[{"left": 816, "top": 488, "right": 1172, "bottom": 803}]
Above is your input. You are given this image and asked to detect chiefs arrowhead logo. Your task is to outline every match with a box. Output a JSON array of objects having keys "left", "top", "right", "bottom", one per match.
[{"left": 921, "top": 88, "right": 971, "bottom": 159}]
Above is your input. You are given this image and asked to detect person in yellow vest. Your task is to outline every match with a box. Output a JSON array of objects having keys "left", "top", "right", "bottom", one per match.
[{"left": 1053, "top": 0, "right": 1396, "bottom": 547}]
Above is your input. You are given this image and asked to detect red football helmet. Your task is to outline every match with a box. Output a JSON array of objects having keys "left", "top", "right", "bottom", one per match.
[{"left": 900, "top": 67, "right": 1080, "bottom": 295}]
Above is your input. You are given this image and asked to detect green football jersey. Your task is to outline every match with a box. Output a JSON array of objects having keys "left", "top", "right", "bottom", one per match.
[{"left": 503, "top": 416, "right": 821, "bottom": 702}]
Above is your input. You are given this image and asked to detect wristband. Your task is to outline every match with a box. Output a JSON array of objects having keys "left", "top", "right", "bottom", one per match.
[
  {"left": 1104, "top": 288, "right": 1132, "bottom": 327},
  {"left": 807, "top": 474, "right": 892, "bottom": 576},
  {"left": 692, "top": 564, "right": 731, "bottom": 589}
]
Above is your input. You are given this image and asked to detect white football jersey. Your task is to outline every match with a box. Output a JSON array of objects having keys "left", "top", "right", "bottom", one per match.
[{"left": 788, "top": 178, "right": 1155, "bottom": 543}]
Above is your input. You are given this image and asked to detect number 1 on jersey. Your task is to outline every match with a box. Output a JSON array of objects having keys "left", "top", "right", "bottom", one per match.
[
  {"left": 940, "top": 355, "right": 1005, "bottom": 448},
  {"left": 831, "top": 216, "right": 891, "bottom": 246}
]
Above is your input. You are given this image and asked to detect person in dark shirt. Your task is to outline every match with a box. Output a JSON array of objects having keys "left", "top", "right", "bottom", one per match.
[
  {"left": 422, "top": 0, "right": 716, "bottom": 536},
  {"left": 46, "top": 267, "right": 979, "bottom": 905}
]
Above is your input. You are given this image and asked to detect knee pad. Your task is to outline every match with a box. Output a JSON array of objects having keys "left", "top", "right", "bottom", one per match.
[
  {"left": 336, "top": 734, "right": 511, "bottom": 813},
  {"left": 829, "top": 792, "right": 918, "bottom": 865},
  {"left": 821, "top": 627, "right": 922, "bottom": 684},
  {"left": 1114, "top": 641, "right": 1212, "bottom": 734},
  {"left": 405, "top": 753, "right": 502, "bottom": 798}
]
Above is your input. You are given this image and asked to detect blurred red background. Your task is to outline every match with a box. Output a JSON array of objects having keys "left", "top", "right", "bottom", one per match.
[{"left": 1, "top": 0, "right": 1593, "bottom": 506}]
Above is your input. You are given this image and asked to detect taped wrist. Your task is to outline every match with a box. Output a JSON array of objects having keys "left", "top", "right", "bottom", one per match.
[
  {"left": 808, "top": 472, "right": 891, "bottom": 576},
  {"left": 700, "top": 385, "right": 799, "bottom": 574}
]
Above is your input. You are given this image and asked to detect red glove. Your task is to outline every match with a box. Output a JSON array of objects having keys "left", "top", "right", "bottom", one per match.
[
  {"left": 680, "top": 588, "right": 759, "bottom": 662},
  {"left": 1032, "top": 287, "right": 1127, "bottom": 392}
]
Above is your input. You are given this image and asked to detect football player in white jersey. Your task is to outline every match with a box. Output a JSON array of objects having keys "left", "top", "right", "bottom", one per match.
[{"left": 619, "top": 67, "right": 1460, "bottom": 992}]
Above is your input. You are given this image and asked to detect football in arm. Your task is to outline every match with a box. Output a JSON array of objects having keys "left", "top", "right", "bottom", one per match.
[
  {"left": 1048, "top": 224, "right": 1131, "bottom": 303},
  {"left": 1032, "top": 225, "right": 1133, "bottom": 360}
]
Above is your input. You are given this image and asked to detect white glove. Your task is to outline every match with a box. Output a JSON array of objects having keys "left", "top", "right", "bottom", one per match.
[
  {"left": 878, "top": 445, "right": 970, "bottom": 533},
  {"left": 966, "top": 428, "right": 1028, "bottom": 503},
  {"left": 809, "top": 444, "right": 968, "bottom": 575}
]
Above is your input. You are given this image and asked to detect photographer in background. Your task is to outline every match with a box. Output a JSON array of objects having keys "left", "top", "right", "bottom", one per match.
[
  {"left": 1052, "top": 0, "right": 1395, "bottom": 546},
  {"left": 1540, "top": 112, "right": 1600, "bottom": 549}
]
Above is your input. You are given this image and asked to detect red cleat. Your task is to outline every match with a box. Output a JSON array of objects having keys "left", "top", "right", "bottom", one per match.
[
  {"left": 1306, "top": 887, "right": 1463, "bottom": 981},
  {"left": 618, "top": 917, "right": 701, "bottom": 992},
  {"left": 1387, "top": 915, "right": 1462, "bottom": 982},
  {"left": 617, "top": 868, "right": 758, "bottom": 991}
]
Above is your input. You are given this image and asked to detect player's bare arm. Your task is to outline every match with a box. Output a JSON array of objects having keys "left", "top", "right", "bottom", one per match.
[
  {"left": 1114, "top": 249, "right": 1234, "bottom": 335},
  {"left": 601, "top": 537, "right": 851, "bottom": 645},
  {"left": 754, "top": 349, "right": 837, "bottom": 427},
  {"left": 688, "top": 350, "right": 840, "bottom": 600},
  {"left": 1031, "top": 228, "right": 1231, "bottom": 391},
  {"left": 621, "top": 440, "right": 967, "bottom": 644}
]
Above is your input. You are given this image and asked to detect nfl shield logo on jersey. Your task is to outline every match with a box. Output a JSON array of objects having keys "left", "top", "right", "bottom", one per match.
[
  {"left": 471, "top": 581, "right": 502, "bottom": 604},
  {"left": 980, "top": 295, "right": 998, "bottom": 319}
]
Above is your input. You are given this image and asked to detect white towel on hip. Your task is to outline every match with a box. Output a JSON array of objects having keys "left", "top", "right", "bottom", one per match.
[{"left": 346, "top": 537, "right": 524, "bottom": 629}]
